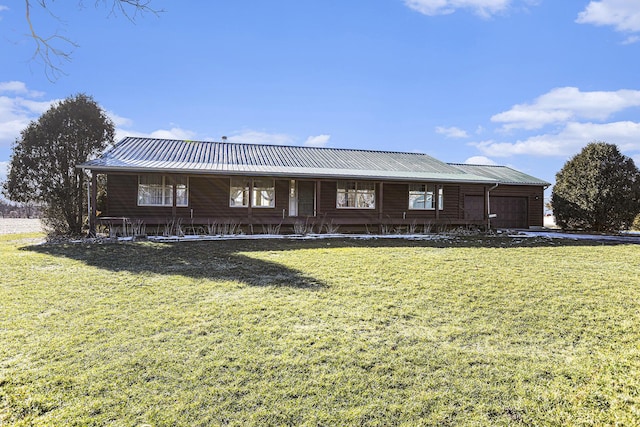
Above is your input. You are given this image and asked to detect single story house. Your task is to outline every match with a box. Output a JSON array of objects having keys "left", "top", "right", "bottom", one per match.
[{"left": 78, "top": 137, "right": 550, "bottom": 234}]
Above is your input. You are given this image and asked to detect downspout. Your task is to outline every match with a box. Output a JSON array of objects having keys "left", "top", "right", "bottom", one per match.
[
  {"left": 86, "top": 173, "right": 91, "bottom": 230},
  {"left": 487, "top": 183, "right": 499, "bottom": 230}
]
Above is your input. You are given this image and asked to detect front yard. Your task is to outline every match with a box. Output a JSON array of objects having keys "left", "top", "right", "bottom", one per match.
[{"left": 1, "top": 233, "right": 639, "bottom": 425}]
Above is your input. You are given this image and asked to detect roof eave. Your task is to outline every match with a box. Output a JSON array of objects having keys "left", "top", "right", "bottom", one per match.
[{"left": 77, "top": 164, "right": 498, "bottom": 184}]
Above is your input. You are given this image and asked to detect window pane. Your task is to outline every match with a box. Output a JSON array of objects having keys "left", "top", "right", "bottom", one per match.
[
  {"left": 408, "top": 183, "right": 440, "bottom": 210},
  {"left": 336, "top": 190, "right": 348, "bottom": 208},
  {"left": 138, "top": 175, "right": 164, "bottom": 206},
  {"left": 425, "top": 193, "right": 434, "bottom": 209},
  {"left": 409, "top": 193, "right": 425, "bottom": 209},
  {"left": 337, "top": 189, "right": 357, "bottom": 208},
  {"left": 358, "top": 182, "right": 375, "bottom": 191},
  {"left": 176, "top": 185, "right": 188, "bottom": 206},
  {"left": 337, "top": 180, "right": 357, "bottom": 191},
  {"left": 230, "top": 178, "right": 249, "bottom": 207},
  {"left": 357, "top": 182, "right": 375, "bottom": 208},
  {"left": 164, "top": 184, "right": 173, "bottom": 206},
  {"left": 139, "top": 175, "right": 163, "bottom": 186},
  {"left": 346, "top": 191, "right": 357, "bottom": 207},
  {"left": 409, "top": 183, "right": 425, "bottom": 192},
  {"left": 337, "top": 181, "right": 375, "bottom": 209},
  {"left": 252, "top": 179, "right": 275, "bottom": 208},
  {"left": 358, "top": 191, "right": 375, "bottom": 208},
  {"left": 138, "top": 184, "right": 163, "bottom": 205}
]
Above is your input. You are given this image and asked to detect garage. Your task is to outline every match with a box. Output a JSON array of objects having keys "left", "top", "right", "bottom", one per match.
[
  {"left": 490, "top": 196, "right": 528, "bottom": 229},
  {"left": 464, "top": 195, "right": 530, "bottom": 229}
]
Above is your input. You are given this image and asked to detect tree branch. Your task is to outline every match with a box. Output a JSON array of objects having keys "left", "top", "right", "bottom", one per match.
[
  {"left": 24, "top": 0, "right": 162, "bottom": 81},
  {"left": 102, "top": 0, "right": 162, "bottom": 21},
  {"left": 25, "top": 0, "right": 78, "bottom": 81}
]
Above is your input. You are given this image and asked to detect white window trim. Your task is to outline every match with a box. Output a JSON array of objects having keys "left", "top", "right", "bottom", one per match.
[
  {"left": 251, "top": 178, "right": 276, "bottom": 208},
  {"left": 229, "top": 178, "right": 276, "bottom": 208},
  {"left": 175, "top": 177, "right": 189, "bottom": 207},
  {"left": 408, "top": 183, "right": 443, "bottom": 211},
  {"left": 336, "top": 181, "right": 376, "bottom": 210},
  {"left": 229, "top": 178, "right": 250, "bottom": 208},
  {"left": 137, "top": 175, "right": 189, "bottom": 207}
]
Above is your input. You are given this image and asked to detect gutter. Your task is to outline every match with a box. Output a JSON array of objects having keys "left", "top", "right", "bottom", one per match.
[{"left": 75, "top": 164, "right": 498, "bottom": 185}]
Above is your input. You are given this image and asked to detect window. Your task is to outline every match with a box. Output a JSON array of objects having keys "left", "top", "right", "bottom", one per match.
[
  {"left": 409, "top": 183, "right": 443, "bottom": 210},
  {"left": 229, "top": 178, "right": 275, "bottom": 208},
  {"left": 336, "top": 181, "right": 375, "bottom": 209},
  {"left": 252, "top": 179, "right": 275, "bottom": 208},
  {"left": 138, "top": 175, "right": 188, "bottom": 207},
  {"left": 230, "top": 178, "right": 250, "bottom": 207}
]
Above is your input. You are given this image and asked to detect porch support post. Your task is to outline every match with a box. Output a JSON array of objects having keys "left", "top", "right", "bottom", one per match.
[
  {"left": 247, "top": 179, "right": 253, "bottom": 218},
  {"left": 485, "top": 185, "right": 489, "bottom": 228},
  {"left": 378, "top": 182, "right": 384, "bottom": 222},
  {"left": 316, "top": 180, "right": 321, "bottom": 217},
  {"left": 435, "top": 184, "right": 440, "bottom": 222},
  {"left": 89, "top": 172, "right": 97, "bottom": 237},
  {"left": 171, "top": 175, "right": 177, "bottom": 218}
]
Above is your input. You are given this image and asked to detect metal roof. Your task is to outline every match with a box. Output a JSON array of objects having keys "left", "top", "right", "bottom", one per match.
[
  {"left": 79, "top": 137, "right": 545, "bottom": 185},
  {"left": 448, "top": 163, "right": 550, "bottom": 186}
]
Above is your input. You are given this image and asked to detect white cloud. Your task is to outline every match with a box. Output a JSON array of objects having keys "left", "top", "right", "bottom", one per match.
[
  {"left": 404, "top": 0, "right": 513, "bottom": 18},
  {"left": 114, "top": 126, "right": 199, "bottom": 144},
  {"left": 227, "top": 130, "right": 295, "bottom": 145},
  {"left": 473, "top": 121, "right": 640, "bottom": 157},
  {"left": 0, "top": 95, "right": 57, "bottom": 149},
  {"left": 148, "top": 128, "right": 197, "bottom": 140},
  {"left": 576, "top": 1, "right": 640, "bottom": 33},
  {"left": 304, "top": 134, "right": 331, "bottom": 147},
  {"left": 464, "top": 155, "right": 497, "bottom": 165},
  {"left": 436, "top": 126, "right": 469, "bottom": 138},
  {"left": 0, "top": 81, "right": 45, "bottom": 98},
  {"left": 106, "top": 111, "right": 133, "bottom": 129},
  {"left": 0, "top": 81, "right": 27, "bottom": 93},
  {"left": 491, "top": 87, "right": 640, "bottom": 130}
]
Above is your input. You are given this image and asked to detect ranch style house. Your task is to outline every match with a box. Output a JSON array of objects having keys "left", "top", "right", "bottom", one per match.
[{"left": 78, "top": 137, "right": 550, "bottom": 234}]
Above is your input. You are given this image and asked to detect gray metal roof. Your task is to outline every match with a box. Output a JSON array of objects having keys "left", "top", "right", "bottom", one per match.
[
  {"left": 449, "top": 163, "right": 550, "bottom": 186},
  {"left": 79, "top": 137, "right": 544, "bottom": 185}
]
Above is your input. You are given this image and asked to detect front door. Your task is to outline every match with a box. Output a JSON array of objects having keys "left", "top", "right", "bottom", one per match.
[{"left": 297, "top": 181, "right": 316, "bottom": 217}]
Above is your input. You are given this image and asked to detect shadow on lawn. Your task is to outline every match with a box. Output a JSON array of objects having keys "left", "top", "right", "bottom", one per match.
[
  {"left": 24, "top": 234, "right": 622, "bottom": 288},
  {"left": 24, "top": 240, "right": 332, "bottom": 289}
]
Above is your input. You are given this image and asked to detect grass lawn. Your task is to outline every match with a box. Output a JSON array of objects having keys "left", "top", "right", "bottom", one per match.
[{"left": 1, "top": 233, "right": 639, "bottom": 426}]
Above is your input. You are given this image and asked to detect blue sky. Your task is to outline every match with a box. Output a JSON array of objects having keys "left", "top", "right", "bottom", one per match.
[{"left": 1, "top": 0, "right": 640, "bottom": 200}]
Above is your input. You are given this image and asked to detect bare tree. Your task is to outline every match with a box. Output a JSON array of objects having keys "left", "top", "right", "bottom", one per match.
[{"left": 23, "top": 1, "right": 162, "bottom": 80}]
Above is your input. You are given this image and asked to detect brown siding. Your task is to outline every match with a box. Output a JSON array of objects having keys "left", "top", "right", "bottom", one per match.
[
  {"left": 382, "top": 183, "right": 461, "bottom": 222},
  {"left": 382, "top": 183, "right": 411, "bottom": 218},
  {"left": 441, "top": 185, "right": 461, "bottom": 220},
  {"left": 106, "top": 174, "right": 291, "bottom": 224},
  {"left": 104, "top": 173, "right": 545, "bottom": 228},
  {"left": 106, "top": 174, "right": 191, "bottom": 219},
  {"left": 189, "top": 176, "right": 231, "bottom": 217}
]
